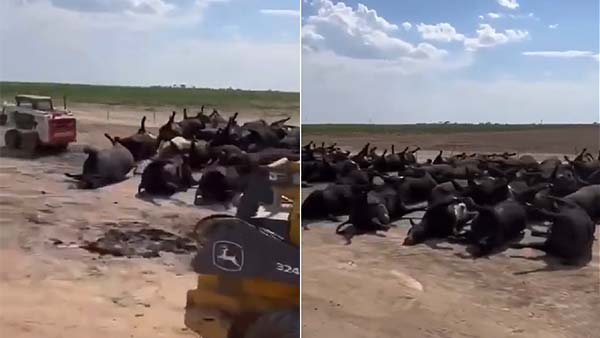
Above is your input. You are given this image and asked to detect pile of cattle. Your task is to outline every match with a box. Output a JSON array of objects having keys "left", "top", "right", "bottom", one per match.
[
  {"left": 65, "top": 107, "right": 299, "bottom": 208},
  {"left": 302, "top": 142, "right": 599, "bottom": 266}
]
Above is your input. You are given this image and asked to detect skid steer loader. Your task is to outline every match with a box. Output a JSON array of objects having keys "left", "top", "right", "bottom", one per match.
[
  {"left": 184, "top": 158, "right": 300, "bottom": 338},
  {"left": 1, "top": 95, "right": 76, "bottom": 157}
]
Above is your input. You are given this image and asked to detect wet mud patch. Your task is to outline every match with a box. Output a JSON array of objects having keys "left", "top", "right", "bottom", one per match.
[{"left": 81, "top": 228, "right": 197, "bottom": 258}]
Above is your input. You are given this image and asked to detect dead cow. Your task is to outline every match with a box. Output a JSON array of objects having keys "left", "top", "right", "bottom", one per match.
[{"left": 65, "top": 133, "right": 135, "bottom": 189}]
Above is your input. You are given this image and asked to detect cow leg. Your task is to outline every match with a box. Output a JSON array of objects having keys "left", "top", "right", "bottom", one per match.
[
  {"left": 64, "top": 173, "right": 83, "bottom": 180},
  {"left": 326, "top": 214, "right": 340, "bottom": 222},
  {"left": 370, "top": 217, "right": 391, "bottom": 232},
  {"left": 587, "top": 169, "right": 600, "bottom": 184},
  {"left": 530, "top": 229, "right": 550, "bottom": 237},
  {"left": 375, "top": 204, "right": 390, "bottom": 225},
  {"left": 193, "top": 192, "right": 206, "bottom": 205},
  {"left": 472, "top": 236, "right": 495, "bottom": 257},
  {"left": 335, "top": 221, "right": 355, "bottom": 245},
  {"left": 342, "top": 226, "right": 357, "bottom": 245},
  {"left": 447, "top": 234, "right": 470, "bottom": 244},
  {"left": 80, "top": 176, "right": 105, "bottom": 189},
  {"left": 164, "top": 182, "right": 179, "bottom": 195}
]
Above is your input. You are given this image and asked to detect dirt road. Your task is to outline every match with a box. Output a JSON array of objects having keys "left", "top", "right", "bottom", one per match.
[
  {"left": 0, "top": 104, "right": 297, "bottom": 337},
  {"left": 301, "top": 131, "right": 600, "bottom": 338}
]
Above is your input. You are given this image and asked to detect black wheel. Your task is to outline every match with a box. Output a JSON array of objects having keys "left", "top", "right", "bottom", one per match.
[
  {"left": 4, "top": 129, "right": 21, "bottom": 149},
  {"left": 244, "top": 310, "right": 299, "bottom": 338},
  {"left": 19, "top": 130, "right": 39, "bottom": 153}
]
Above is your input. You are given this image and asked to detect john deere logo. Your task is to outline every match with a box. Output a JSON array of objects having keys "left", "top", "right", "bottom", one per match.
[{"left": 213, "top": 241, "right": 244, "bottom": 272}]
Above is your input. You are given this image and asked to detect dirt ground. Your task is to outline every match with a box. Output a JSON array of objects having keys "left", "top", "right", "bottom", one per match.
[
  {"left": 301, "top": 129, "right": 600, "bottom": 338},
  {"left": 0, "top": 103, "right": 297, "bottom": 337},
  {"left": 303, "top": 124, "right": 599, "bottom": 154}
]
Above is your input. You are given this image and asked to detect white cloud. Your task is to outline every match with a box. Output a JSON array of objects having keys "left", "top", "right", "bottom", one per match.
[
  {"left": 302, "top": 1, "right": 447, "bottom": 61},
  {"left": 497, "top": 0, "right": 519, "bottom": 10},
  {"left": 0, "top": 0, "right": 299, "bottom": 91},
  {"left": 508, "top": 12, "right": 539, "bottom": 20},
  {"left": 402, "top": 22, "right": 412, "bottom": 31},
  {"left": 414, "top": 22, "right": 529, "bottom": 51},
  {"left": 39, "top": 0, "right": 177, "bottom": 15},
  {"left": 259, "top": 9, "right": 300, "bottom": 17},
  {"left": 523, "top": 50, "right": 600, "bottom": 61},
  {"left": 548, "top": 24, "right": 559, "bottom": 29},
  {"left": 5, "top": 0, "right": 229, "bottom": 32},
  {"left": 416, "top": 23, "right": 465, "bottom": 42},
  {"left": 464, "top": 24, "right": 529, "bottom": 51},
  {"left": 481, "top": 11, "right": 538, "bottom": 21}
]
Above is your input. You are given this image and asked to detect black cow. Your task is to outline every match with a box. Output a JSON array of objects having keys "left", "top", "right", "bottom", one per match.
[
  {"left": 65, "top": 133, "right": 135, "bottom": 189},
  {"left": 462, "top": 198, "right": 527, "bottom": 257},
  {"left": 403, "top": 196, "right": 474, "bottom": 246},
  {"left": 513, "top": 196, "right": 595, "bottom": 265}
]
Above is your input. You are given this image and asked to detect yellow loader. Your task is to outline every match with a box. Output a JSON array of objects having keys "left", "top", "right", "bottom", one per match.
[{"left": 184, "top": 158, "right": 300, "bottom": 338}]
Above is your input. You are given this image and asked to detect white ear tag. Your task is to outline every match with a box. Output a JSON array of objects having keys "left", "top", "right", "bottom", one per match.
[{"left": 372, "top": 176, "right": 385, "bottom": 186}]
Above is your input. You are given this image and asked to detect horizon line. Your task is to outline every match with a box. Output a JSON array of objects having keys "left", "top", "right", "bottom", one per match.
[{"left": 0, "top": 80, "right": 300, "bottom": 94}]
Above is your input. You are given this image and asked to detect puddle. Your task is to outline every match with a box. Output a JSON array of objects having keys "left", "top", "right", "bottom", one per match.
[{"left": 81, "top": 228, "right": 197, "bottom": 258}]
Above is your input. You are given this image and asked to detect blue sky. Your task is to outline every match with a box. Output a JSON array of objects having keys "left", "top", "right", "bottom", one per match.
[
  {"left": 302, "top": 0, "right": 599, "bottom": 123},
  {"left": 0, "top": 0, "right": 300, "bottom": 91}
]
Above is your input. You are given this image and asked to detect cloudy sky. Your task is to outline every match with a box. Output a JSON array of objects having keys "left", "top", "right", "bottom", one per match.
[
  {"left": 302, "top": 0, "right": 599, "bottom": 123},
  {"left": 0, "top": 0, "right": 300, "bottom": 91}
]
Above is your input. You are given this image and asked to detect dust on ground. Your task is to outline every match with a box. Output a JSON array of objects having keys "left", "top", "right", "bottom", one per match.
[
  {"left": 0, "top": 104, "right": 297, "bottom": 337},
  {"left": 302, "top": 129, "right": 600, "bottom": 338}
]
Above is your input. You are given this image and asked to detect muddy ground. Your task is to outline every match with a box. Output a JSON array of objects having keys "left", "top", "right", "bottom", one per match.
[
  {"left": 302, "top": 128, "right": 600, "bottom": 338},
  {"left": 0, "top": 103, "right": 296, "bottom": 338}
]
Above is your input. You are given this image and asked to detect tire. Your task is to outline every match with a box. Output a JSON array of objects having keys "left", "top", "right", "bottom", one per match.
[
  {"left": 4, "top": 129, "right": 21, "bottom": 149},
  {"left": 244, "top": 310, "right": 299, "bottom": 338},
  {"left": 19, "top": 130, "right": 39, "bottom": 154}
]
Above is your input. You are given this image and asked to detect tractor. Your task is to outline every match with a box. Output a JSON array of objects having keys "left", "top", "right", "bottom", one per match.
[
  {"left": 184, "top": 158, "right": 300, "bottom": 338},
  {"left": 0, "top": 94, "right": 76, "bottom": 156}
]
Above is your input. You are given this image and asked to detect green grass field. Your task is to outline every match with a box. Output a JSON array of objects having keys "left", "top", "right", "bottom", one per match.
[
  {"left": 0, "top": 81, "right": 299, "bottom": 110},
  {"left": 303, "top": 123, "right": 594, "bottom": 135}
]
